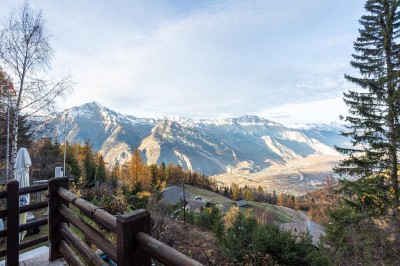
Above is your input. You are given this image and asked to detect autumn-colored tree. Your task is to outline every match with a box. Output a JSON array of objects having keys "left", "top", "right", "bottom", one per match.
[
  {"left": 128, "top": 148, "right": 150, "bottom": 192},
  {"left": 293, "top": 197, "right": 300, "bottom": 211},
  {"left": 257, "top": 186, "right": 263, "bottom": 193},
  {"left": 166, "top": 164, "right": 184, "bottom": 184},
  {"left": 244, "top": 188, "right": 254, "bottom": 201},
  {"left": 277, "top": 193, "right": 285, "bottom": 206},
  {"left": 224, "top": 206, "right": 240, "bottom": 227},
  {"left": 231, "top": 182, "right": 241, "bottom": 200}
]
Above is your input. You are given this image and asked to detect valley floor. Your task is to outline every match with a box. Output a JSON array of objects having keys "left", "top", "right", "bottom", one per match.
[{"left": 213, "top": 155, "right": 343, "bottom": 195}]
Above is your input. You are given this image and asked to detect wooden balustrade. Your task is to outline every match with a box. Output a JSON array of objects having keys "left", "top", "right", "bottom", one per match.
[
  {"left": 0, "top": 179, "right": 49, "bottom": 266},
  {"left": 49, "top": 177, "right": 203, "bottom": 266},
  {"left": 0, "top": 177, "right": 203, "bottom": 266}
]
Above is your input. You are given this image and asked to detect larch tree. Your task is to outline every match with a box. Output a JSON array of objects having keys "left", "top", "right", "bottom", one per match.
[
  {"left": 335, "top": 0, "right": 400, "bottom": 216},
  {"left": 231, "top": 182, "right": 241, "bottom": 201},
  {"left": 128, "top": 148, "right": 150, "bottom": 191},
  {"left": 0, "top": 2, "right": 72, "bottom": 174}
]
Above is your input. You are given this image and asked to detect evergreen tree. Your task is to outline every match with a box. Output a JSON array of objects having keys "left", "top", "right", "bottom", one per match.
[
  {"left": 95, "top": 153, "right": 107, "bottom": 183},
  {"left": 109, "top": 162, "right": 120, "bottom": 188},
  {"left": 335, "top": 0, "right": 400, "bottom": 215},
  {"left": 31, "top": 138, "right": 61, "bottom": 179},
  {"left": 149, "top": 163, "right": 163, "bottom": 201},
  {"left": 272, "top": 190, "right": 278, "bottom": 205},
  {"left": 65, "top": 142, "right": 81, "bottom": 179},
  {"left": 82, "top": 140, "right": 96, "bottom": 183},
  {"left": 223, "top": 187, "right": 230, "bottom": 198},
  {"left": 223, "top": 210, "right": 257, "bottom": 260},
  {"left": 158, "top": 162, "right": 167, "bottom": 181}
]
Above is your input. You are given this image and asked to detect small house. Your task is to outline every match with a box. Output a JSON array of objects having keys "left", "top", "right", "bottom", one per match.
[
  {"left": 234, "top": 199, "right": 250, "bottom": 208},
  {"left": 162, "top": 186, "right": 191, "bottom": 205},
  {"left": 186, "top": 199, "right": 208, "bottom": 212},
  {"left": 279, "top": 220, "right": 325, "bottom": 247}
]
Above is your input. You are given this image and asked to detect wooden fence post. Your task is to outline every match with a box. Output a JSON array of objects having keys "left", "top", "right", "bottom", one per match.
[
  {"left": 48, "top": 177, "right": 69, "bottom": 261},
  {"left": 116, "top": 209, "right": 151, "bottom": 266},
  {"left": 6, "top": 180, "right": 19, "bottom": 266}
]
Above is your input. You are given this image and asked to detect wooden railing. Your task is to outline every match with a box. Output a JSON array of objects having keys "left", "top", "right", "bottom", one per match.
[
  {"left": 0, "top": 179, "right": 49, "bottom": 266},
  {"left": 49, "top": 177, "right": 203, "bottom": 266}
]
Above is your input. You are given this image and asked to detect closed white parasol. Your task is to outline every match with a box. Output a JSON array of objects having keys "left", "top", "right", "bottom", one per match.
[{"left": 14, "top": 148, "right": 32, "bottom": 241}]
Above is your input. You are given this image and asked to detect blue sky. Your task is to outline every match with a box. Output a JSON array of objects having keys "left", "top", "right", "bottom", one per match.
[{"left": 1, "top": 0, "right": 365, "bottom": 125}]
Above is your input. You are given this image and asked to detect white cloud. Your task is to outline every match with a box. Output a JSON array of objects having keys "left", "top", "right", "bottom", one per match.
[
  {"left": 259, "top": 97, "right": 349, "bottom": 125},
  {"left": 2, "top": 0, "right": 365, "bottom": 123}
]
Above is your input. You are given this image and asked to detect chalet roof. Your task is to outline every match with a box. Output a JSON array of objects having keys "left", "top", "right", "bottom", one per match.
[
  {"left": 162, "top": 186, "right": 191, "bottom": 205},
  {"left": 235, "top": 199, "right": 249, "bottom": 207},
  {"left": 186, "top": 199, "right": 208, "bottom": 212},
  {"left": 279, "top": 220, "right": 325, "bottom": 247}
]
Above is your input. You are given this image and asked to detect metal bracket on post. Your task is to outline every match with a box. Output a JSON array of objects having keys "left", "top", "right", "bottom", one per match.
[
  {"left": 116, "top": 209, "right": 151, "bottom": 266},
  {"left": 48, "top": 177, "right": 69, "bottom": 261}
]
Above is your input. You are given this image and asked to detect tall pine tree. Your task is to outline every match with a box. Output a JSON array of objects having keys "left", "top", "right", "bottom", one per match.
[{"left": 335, "top": 0, "right": 400, "bottom": 216}]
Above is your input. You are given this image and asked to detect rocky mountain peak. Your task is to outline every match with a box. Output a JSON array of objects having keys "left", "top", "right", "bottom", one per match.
[{"left": 34, "top": 102, "right": 348, "bottom": 176}]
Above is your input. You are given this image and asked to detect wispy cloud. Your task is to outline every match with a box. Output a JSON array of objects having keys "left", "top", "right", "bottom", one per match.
[{"left": 2, "top": 0, "right": 365, "bottom": 123}]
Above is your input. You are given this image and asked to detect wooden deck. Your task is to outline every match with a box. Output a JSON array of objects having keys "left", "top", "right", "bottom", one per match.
[
  {"left": 0, "top": 246, "right": 67, "bottom": 266},
  {"left": 19, "top": 253, "right": 67, "bottom": 266}
]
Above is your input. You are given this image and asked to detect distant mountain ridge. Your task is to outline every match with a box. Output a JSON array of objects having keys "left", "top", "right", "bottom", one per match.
[{"left": 33, "top": 102, "right": 347, "bottom": 176}]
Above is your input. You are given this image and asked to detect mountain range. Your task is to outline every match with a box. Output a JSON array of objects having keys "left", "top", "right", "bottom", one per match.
[{"left": 34, "top": 102, "right": 348, "bottom": 176}]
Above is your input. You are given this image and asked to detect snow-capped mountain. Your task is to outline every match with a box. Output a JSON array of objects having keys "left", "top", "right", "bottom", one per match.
[
  {"left": 291, "top": 123, "right": 350, "bottom": 149},
  {"left": 34, "top": 102, "right": 347, "bottom": 175}
]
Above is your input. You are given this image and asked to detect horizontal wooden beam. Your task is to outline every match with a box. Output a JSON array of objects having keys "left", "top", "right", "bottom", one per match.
[
  {"left": 59, "top": 222, "right": 107, "bottom": 266},
  {"left": 19, "top": 218, "right": 48, "bottom": 232},
  {"left": 57, "top": 187, "right": 117, "bottom": 232},
  {"left": 19, "top": 236, "right": 48, "bottom": 251},
  {"left": 135, "top": 232, "right": 204, "bottom": 266},
  {"left": 19, "top": 201, "right": 48, "bottom": 214},
  {"left": 59, "top": 240, "right": 85, "bottom": 266},
  {"left": 58, "top": 204, "right": 117, "bottom": 262},
  {"left": 19, "top": 184, "right": 48, "bottom": 195}
]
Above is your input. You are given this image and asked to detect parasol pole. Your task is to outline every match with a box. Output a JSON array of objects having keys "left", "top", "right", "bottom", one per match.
[{"left": 63, "top": 113, "right": 67, "bottom": 177}]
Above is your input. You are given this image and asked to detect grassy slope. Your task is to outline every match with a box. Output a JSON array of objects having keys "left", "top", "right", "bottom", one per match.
[{"left": 183, "top": 184, "right": 306, "bottom": 224}]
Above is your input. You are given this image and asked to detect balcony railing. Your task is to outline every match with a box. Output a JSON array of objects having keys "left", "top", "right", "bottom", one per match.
[
  {"left": 0, "top": 180, "right": 49, "bottom": 265},
  {"left": 0, "top": 177, "right": 203, "bottom": 266}
]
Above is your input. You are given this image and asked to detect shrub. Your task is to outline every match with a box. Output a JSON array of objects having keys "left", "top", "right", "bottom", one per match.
[
  {"left": 223, "top": 210, "right": 258, "bottom": 260},
  {"left": 253, "top": 223, "right": 322, "bottom": 266},
  {"left": 80, "top": 187, "right": 130, "bottom": 215},
  {"left": 321, "top": 207, "right": 400, "bottom": 266},
  {"left": 222, "top": 208, "right": 327, "bottom": 265}
]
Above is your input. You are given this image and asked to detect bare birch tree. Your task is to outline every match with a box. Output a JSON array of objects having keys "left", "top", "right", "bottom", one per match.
[{"left": 0, "top": 1, "right": 72, "bottom": 174}]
